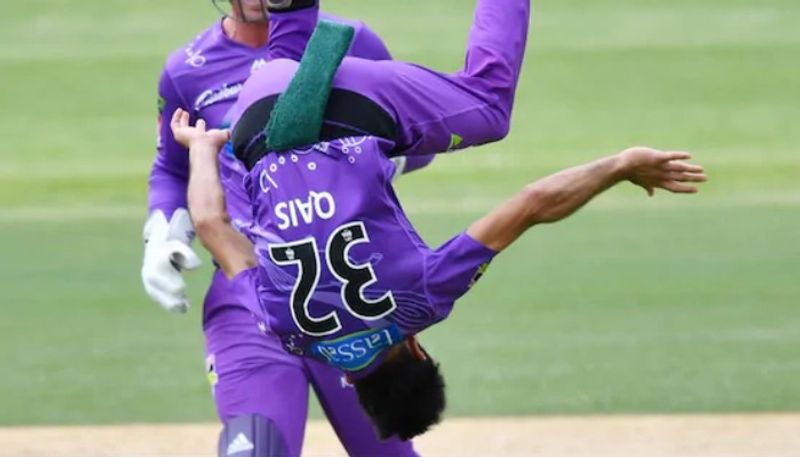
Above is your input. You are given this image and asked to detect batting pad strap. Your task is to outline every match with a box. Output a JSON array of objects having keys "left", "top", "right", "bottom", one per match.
[
  {"left": 265, "top": 20, "right": 355, "bottom": 151},
  {"left": 218, "top": 415, "right": 289, "bottom": 457}
]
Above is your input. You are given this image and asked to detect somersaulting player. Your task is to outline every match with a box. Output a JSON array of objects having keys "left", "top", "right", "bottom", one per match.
[
  {"left": 142, "top": 0, "right": 425, "bottom": 455},
  {"left": 174, "top": 0, "right": 706, "bottom": 442}
]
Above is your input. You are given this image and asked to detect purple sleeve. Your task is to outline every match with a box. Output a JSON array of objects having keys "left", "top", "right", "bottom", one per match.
[
  {"left": 148, "top": 69, "right": 190, "bottom": 218},
  {"left": 424, "top": 233, "right": 496, "bottom": 318},
  {"left": 347, "top": 21, "right": 392, "bottom": 61}
]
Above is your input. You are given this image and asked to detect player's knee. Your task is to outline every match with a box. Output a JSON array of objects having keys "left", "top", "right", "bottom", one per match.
[
  {"left": 353, "top": 344, "right": 445, "bottom": 441},
  {"left": 218, "top": 414, "right": 289, "bottom": 457},
  {"left": 493, "top": 115, "right": 512, "bottom": 142},
  {"left": 484, "top": 106, "right": 512, "bottom": 144}
]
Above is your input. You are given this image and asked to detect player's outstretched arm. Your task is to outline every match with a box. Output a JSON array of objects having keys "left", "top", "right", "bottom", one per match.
[
  {"left": 467, "top": 147, "right": 707, "bottom": 252},
  {"left": 171, "top": 108, "right": 257, "bottom": 279}
]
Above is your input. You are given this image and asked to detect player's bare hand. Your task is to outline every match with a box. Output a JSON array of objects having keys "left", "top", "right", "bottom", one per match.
[
  {"left": 618, "top": 146, "right": 707, "bottom": 196},
  {"left": 170, "top": 108, "right": 230, "bottom": 150}
]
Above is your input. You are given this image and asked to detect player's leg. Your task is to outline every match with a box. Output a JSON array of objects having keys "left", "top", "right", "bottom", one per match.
[
  {"left": 305, "top": 358, "right": 420, "bottom": 457},
  {"left": 333, "top": 0, "right": 531, "bottom": 157},
  {"left": 204, "top": 279, "right": 311, "bottom": 457},
  {"left": 263, "top": 0, "right": 318, "bottom": 62},
  {"left": 218, "top": 415, "right": 291, "bottom": 457}
]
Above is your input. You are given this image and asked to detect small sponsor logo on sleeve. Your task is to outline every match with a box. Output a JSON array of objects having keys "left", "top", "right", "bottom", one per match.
[
  {"left": 448, "top": 133, "right": 464, "bottom": 151},
  {"left": 185, "top": 46, "right": 207, "bottom": 68},
  {"left": 469, "top": 262, "right": 492, "bottom": 288}
]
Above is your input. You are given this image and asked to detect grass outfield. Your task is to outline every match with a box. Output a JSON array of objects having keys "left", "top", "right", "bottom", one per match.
[{"left": 1, "top": 0, "right": 798, "bottom": 425}]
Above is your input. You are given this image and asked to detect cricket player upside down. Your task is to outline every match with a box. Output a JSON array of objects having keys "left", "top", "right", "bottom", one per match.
[
  {"left": 175, "top": 0, "right": 705, "bottom": 449},
  {"left": 142, "top": 0, "right": 428, "bottom": 456}
]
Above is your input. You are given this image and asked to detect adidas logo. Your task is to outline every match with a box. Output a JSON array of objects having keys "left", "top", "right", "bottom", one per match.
[{"left": 227, "top": 433, "right": 255, "bottom": 456}]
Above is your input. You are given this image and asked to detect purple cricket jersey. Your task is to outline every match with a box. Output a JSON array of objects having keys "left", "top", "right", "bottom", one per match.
[
  {"left": 148, "top": 14, "right": 398, "bottom": 317},
  {"left": 218, "top": 0, "right": 531, "bottom": 375},
  {"left": 223, "top": 0, "right": 530, "bottom": 375},
  {"left": 234, "top": 134, "right": 496, "bottom": 375}
]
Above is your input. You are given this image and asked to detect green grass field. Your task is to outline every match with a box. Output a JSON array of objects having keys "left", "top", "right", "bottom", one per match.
[{"left": 1, "top": 0, "right": 798, "bottom": 426}]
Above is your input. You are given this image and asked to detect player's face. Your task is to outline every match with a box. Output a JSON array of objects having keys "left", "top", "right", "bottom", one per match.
[{"left": 228, "top": 0, "right": 268, "bottom": 24}]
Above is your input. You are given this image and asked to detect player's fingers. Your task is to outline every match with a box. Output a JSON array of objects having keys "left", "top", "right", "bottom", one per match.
[
  {"left": 180, "top": 109, "right": 190, "bottom": 128},
  {"left": 663, "top": 161, "right": 704, "bottom": 174},
  {"left": 677, "top": 172, "right": 707, "bottom": 183},
  {"left": 156, "top": 290, "right": 189, "bottom": 314},
  {"left": 150, "top": 268, "right": 186, "bottom": 296},
  {"left": 196, "top": 118, "right": 207, "bottom": 132},
  {"left": 144, "top": 276, "right": 184, "bottom": 306},
  {"left": 149, "top": 287, "right": 181, "bottom": 310},
  {"left": 663, "top": 171, "right": 707, "bottom": 183},
  {"left": 660, "top": 151, "right": 692, "bottom": 162},
  {"left": 167, "top": 240, "right": 203, "bottom": 271},
  {"left": 170, "top": 108, "right": 183, "bottom": 128},
  {"left": 660, "top": 180, "right": 698, "bottom": 194},
  {"left": 168, "top": 297, "right": 191, "bottom": 314}
]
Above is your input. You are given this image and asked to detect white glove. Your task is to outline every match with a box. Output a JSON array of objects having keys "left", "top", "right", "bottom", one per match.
[{"left": 141, "top": 208, "right": 202, "bottom": 314}]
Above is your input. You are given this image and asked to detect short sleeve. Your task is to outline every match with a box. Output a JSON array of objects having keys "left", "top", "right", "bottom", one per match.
[
  {"left": 424, "top": 232, "right": 497, "bottom": 318},
  {"left": 148, "top": 68, "right": 191, "bottom": 216}
]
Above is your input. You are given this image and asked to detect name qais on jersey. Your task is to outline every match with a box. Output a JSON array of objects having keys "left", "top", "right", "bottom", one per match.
[
  {"left": 248, "top": 136, "right": 383, "bottom": 232},
  {"left": 250, "top": 140, "right": 336, "bottom": 231},
  {"left": 255, "top": 160, "right": 337, "bottom": 230}
]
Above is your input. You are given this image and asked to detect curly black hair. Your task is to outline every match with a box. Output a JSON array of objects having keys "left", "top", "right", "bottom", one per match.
[{"left": 353, "top": 344, "right": 446, "bottom": 440}]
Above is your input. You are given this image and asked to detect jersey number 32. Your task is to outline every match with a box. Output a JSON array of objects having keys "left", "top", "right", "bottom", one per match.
[{"left": 268, "top": 221, "right": 397, "bottom": 337}]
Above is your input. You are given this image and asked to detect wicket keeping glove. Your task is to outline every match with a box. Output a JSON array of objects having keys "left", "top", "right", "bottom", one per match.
[{"left": 141, "top": 208, "right": 202, "bottom": 314}]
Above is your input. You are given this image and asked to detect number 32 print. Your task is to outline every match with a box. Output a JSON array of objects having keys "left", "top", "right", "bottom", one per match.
[{"left": 269, "top": 222, "right": 397, "bottom": 336}]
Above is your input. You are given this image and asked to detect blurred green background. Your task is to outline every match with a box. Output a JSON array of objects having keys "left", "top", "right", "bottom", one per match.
[{"left": 0, "top": 0, "right": 798, "bottom": 425}]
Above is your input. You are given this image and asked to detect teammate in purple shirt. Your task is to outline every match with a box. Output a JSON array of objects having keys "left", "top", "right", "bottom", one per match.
[
  {"left": 141, "top": 1, "right": 424, "bottom": 456},
  {"left": 172, "top": 0, "right": 707, "bottom": 442}
]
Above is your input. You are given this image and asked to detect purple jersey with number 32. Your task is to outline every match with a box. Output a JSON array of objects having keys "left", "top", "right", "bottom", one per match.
[
  {"left": 227, "top": 0, "right": 532, "bottom": 374},
  {"left": 236, "top": 133, "right": 494, "bottom": 374}
]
